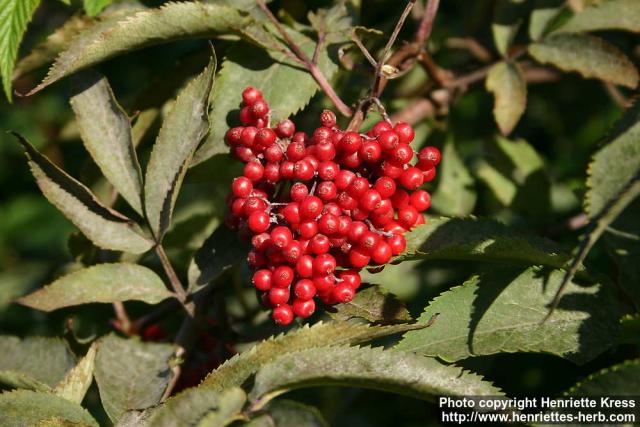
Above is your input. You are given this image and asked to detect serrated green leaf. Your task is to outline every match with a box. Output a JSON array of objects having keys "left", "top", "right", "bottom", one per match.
[
  {"left": 529, "top": 33, "right": 639, "bottom": 88},
  {"left": 144, "top": 55, "right": 216, "bottom": 239},
  {"left": 14, "top": 133, "right": 154, "bottom": 253},
  {"left": 492, "top": 0, "right": 528, "bottom": 57},
  {"left": 565, "top": 359, "right": 640, "bottom": 396},
  {"left": 94, "top": 334, "right": 175, "bottom": 423},
  {"left": 18, "top": 263, "right": 172, "bottom": 312},
  {"left": 54, "top": 343, "right": 97, "bottom": 404},
  {"left": 249, "top": 346, "right": 502, "bottom": 403},
  {"left": 141, "top": 387, "right": 245, "bottom": 427},
  {"left": 430, "top": 139, "right": 477, "bottom": 216},
  {"left": 327, "top": 285, "right": 411, "bottom": 324},
  {"left": 192, "top": 28, "right": 340, "bottom": 165},
  {"left": 28, "top": 2, "right": 247, "bottom": 95},
  {"left": 529, "top": 0, "right": 565, "bottom": 40},
  {"left": 199, "top": 321, "right": 422, "bottom": 392},
  {"left": 83, "top": 0, "right": 113, "bottom": 16},
  {"left": 396, "top": 216, "right": 569, "bottom": 267},
  {"left": 246, "top": 400, "right": 329, "bottom": 427},
  {"left": 308, "top": 1, "right": 353, "bottom": 44},
  {"left": 0, "top": 390, "right": 98, "bottom": 427},
  {"left": 188, "top": 224, "right": 248, "bottom": 293},
  {"left": 486, "top": 62, "right": 527, "bottom": 135},
  {"left": 0, "top": 336, "right": 75, "bottom": 391},
  {"left": 70, "top": 71, "right": 143, "bottom": 214},
  {"left": 0, "top": 0, "right": 41, "bottom": 101},
  {"left": 396, "top": 266, "right": 618, "bottom": 364},
  {"left": 554, "top": 0, "right": 640, "bottom": 34}
]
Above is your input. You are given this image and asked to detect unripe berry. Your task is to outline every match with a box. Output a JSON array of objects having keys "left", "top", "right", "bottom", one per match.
[{"left": 272, "top": 304, "right": 294, "bottom": 325}]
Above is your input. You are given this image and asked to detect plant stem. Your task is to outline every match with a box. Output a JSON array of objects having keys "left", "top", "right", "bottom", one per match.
[
  {"left": 155, "top": 244, "right": 194, "bottom": 316},
  {"left": 112, "top": 302, "right": 132, "bottom": 334},
  {"left": 256, "top": 0, "right": 353, "bottom": 116},
  {"left": 415, "top": 0, "right": 440, "bottom": 45}
]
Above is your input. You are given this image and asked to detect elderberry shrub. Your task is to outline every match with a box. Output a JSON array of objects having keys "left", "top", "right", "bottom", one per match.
[{"left": 225, "top": 87, "right": 441, "bottom": 325}]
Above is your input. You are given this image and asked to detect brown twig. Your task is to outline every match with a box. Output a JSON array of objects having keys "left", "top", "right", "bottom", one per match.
[
  {"left": 112, "top": 302, "right": 132, "bottom": 334},
  {"left": 445, "top": 37, "right": 493, "bottom": 63},
  {"left": 256, "top": 0, "right": 352, "bottom": 116},
  {"left": 155, "top": 244, "right": 194, "bottom": 316},
  {"left": 415, "top": 0, "right": 440, "bottom": 46}
]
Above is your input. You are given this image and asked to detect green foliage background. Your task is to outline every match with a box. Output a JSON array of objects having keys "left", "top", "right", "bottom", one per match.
[{"left": 0, "top": 0, "right": 639, "bottom": 426}]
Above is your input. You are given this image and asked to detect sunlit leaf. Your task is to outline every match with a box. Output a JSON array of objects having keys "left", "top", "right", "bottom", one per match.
[
  {"left": 555, "top": 0, "right": 640, "bottom": 34},
  {"left": 430, "top": 139, "right": 477, "bottom": 216},
  {"left": 486, "top": 62, "right": 527, "bottom": 135},
  {"left": 53, "top": 343, "right": 97, "bottom": 404},
  {"left": 83, "top": 0, "right": 113, "bottom": 16},
  {"left": 492, "top": 0, "right": 527, "bottom": 57}
]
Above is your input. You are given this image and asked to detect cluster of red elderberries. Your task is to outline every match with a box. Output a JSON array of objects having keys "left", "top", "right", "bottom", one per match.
[{"left": 225, "top": 87, "right": 441, "bottom": 325}]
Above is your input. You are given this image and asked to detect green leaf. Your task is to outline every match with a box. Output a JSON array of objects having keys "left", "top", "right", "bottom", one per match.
[
  {"left": 0, "top": 336, "right": 75, "bottom": 391},
  {"left": 83, "top": 0, "right": 113, "bottom": 16},
  {"left": 0, "top": 0, "right": 41, "bottom": 101},
  {"left": 327, "top": 285, "right": 411, "bottom": 324},
  {"left": 246, "top": 400, "right": 329, "bottom": 427},
  {"left": 565, "top": 359, "right": 640, "bottom": 396},
  {"left": 94, "top": 334, "right": 175, "bottom": 422},
  {"left": 475, "top": 137, "right": 550, "bottom": 217},
  {"left": 188, "top": 224, "right": 248, "bottom": 293},
  {"left": 486, "top": 62, "right": 527, "bottom": 135},
  {"left": 396, "top": 216, "right": 570, "bottom": 267},
  {"left": 308, "top": 1, "right": 353, "bottom": 44},
  {"left": 249, "top": 346, "right": 502, "bottom": 403},
  {"left": 14, "top": 133, "right": 154, "bottom": 254},
  {"left": 492, "top": 0, "right": 528, "bottom": 57},
  {"left": 145, "top": 387, "right": 246, "bottom": 427},
  {"left": 144, "top": 54, "right": 216, "bottom": 239},
  {"left": 53, "top": 343, "right": 97, "bottom": 404},
  {"left": 528, "top": 33, "right": 639, "bottom": 88},
  {"left": 192, "top": 29, "right": 340, "bottom": 165},
  {"left": 18, "top": 263, "right": 172, "bottom": 312},
  {"left": 554, "top": 0, "right": 640, "bottom": 34},
  {"left": 70, "top": 71, "right": 143, "bottom": 214},
  {"left": 395, "top": 266, "right": 618, "bottom": 364},
  {"left": 27, "top": 2, "right": 247, "bottom": 95},
  {"left": 430, "top": 139, "right": 477, "bottom": 216},
  {"left": 529, "top": 0, "right": 565, "bottom": 40},
  {"left": 200, "top": 321, "right": 422, "bottom": 392},
  {"left": 0, "top": 390, "right": 98, "bottom": 427},
  {"left": 587, "top": 102, "right": 640, "bottom": 217}
]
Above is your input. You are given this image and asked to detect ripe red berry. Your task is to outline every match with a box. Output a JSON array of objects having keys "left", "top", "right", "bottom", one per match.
[
  {"left": 294, "top": 160, "right": 315, "bottom": 181},
  {"left": 252, "top": 269, "right": 272, "bottom": 291},
  {"left": 290, "top": 183, "right": 309, "bottom": 202},
  {"left": 399, "top": 167, "right": 424, "bottom": 190},
  {"left": 320, "top": 109, "right": 337, "bottom": 128},
  {"left": 263, "top": 163, "right": 280, "bottom": 183},
  {"left": 379, "top": 161, "right": 403, "bottom": 179},
  {"left": 348, "top": 221, "right": 368, "bottom": 243},
  {"left": 300, "top": 196, "right": 323, "bottom": 219},
  {"left": 337, "top": 270, "right": 361, "bottom": 289},
  {"left": 255, "top": 128, "right": 277, "bottom": 147},
  {"left": 359, "top": 231, "right": 381, "bottom": 253},
  {"left": 264, "top": 144, "right": 284, "bottom": 163},
  {"left": 336, "top": 191, "right": 358, "bottom": 210},
  {"left": 232, "top": 177, "right": 253, "bottom": 198},
  {"left": 318, "top": 161, "right": 339, "bottom": 181},
  {"left": 371, "top": 120, "right": 393, "bottom": 136},
  {"left": 374, "top": 176, "right": 396, "bottom": 199},
  {"left": 378, "top": 130, "right": 400, "bottom": 151},
  {"left": 313, "top": 126, "right": 333, "bottom": 143},
  {"left": 387, "top": 234, "right": 407, "bottom": 255},
  {"left": 410, "top": 189, "right": 431, "bottom": 211},
  {"left": 338, "top": 132, "right": 362, "bottom": 154},
  {"left": 422, "top": 167, "right": 437, "bottom": 182},
  {"left": 269, "top": 287, "right": 290, "bottom": 305},
  {"left": 251, "top": 232, "right": 271, "bottom": 251},
  {"left": 287, "top": 142, "right": 306, "bottom": 161},
  {"left": 359, "top": 140, "right": 382, "bottom": 163},
  {"left": 242, "top": 86, "right": 263, "bottom": 105},
  {"left": 248, "top": 211, "right": 270, "bottom": 233},
  {"left": 243, "top": 197, "right": 268, "bottom": 216},
  {"left": 226, "top": 127, "right": 244, "bottom": 147},
  {"left": 335, "top": 170, "right": 356, "bottom": 190},
  {"left": 394, "top": 122, "right": 415, "bottom": 144},
  {"left": 417, "top": 146, "right": 441, "bottom": 168},
  {"left": 281, "top": 202, "right": 301, "bottom": 225},
  {"left": 293, "top": 279, "right": 316, "bottom": 300},
  {"left": 239, "top": 106, "right": 252, "bottom": 125},
  {"left": 371, "top": 241, "right": 392, "bottom": 264},
  {"left": 317, "top": 181, "right": 338, "bottom": 201},
  {"left": 315, "top": 141, "right": 336, "bottom": 161},
  {"left": 272, "top": 304, "right": 294, "bottom": 325},
  {"left": 398, "top": 205, "right": 420, "bottom": 229},
  {"left": 349, "top": 247, "right": 370, "bottom": 268},
  {"left": 270, "top": 226, "right": 293, "bottom": 249},
  {"left": 283, "top": 240, "right": 303, "bottom": 262},
  {"left": 272, "top": 265, "right": 295, "bottom": 288},
  {"left": 276, "top": 119, "right": 295, "bottom": 138},
  {"left": 318, "top": 213, "right": 339, "bottom": 235},
  {"left": 296, "top": 255, "right": 314, "bottom": 278},
  {"left": 359, "top": 189, "right": 382, "bottom": 211},
  {"left": 244, "top": 161, "right": 264, "bottom": 182},
  {"left": 250, "top": 99, "right": 269, "bottom": 119},
  {"left": 292, "top": 298, "right": 316, "bottom": 318},
  {"left": 313, "top": 274, "right": 335, "bottom": 292},
  {"left": 340, "top": 151, "right": 362, "bottom": 169},
  {"left": 279, "top": 161, "right": 295, "bottom": 180},
  {"left": 313, "top": 253, "right": 337, "bottom": 275},
  {"left": 347, "top": 177, "right": 370, "bottom": 198},
  {"left": 333, "top": 283, "right": 355, "bottom": 303},
  {"left": 240, "top": 126, "right": 258, "bottom": 148},
  {"left": 309, "top": 234, "right": 330, "bottom": 254},
  {"left": 388, "top": 143, "right": 413, "bottom": 165}
]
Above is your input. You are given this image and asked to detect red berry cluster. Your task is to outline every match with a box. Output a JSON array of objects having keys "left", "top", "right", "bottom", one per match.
[{"left": 225, "top": 87, "right": 441, "bottom": 325}]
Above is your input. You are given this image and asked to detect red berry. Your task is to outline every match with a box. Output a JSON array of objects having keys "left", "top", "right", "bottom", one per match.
[
  {"left": 299, "top": 220, "right": 319, "bottom": 239},
  {"left": 248, "top": 211, "right": 270, "bottom": 233},
  {"left": 348, "top": 221, "right": 368, "bottom": 243},
  {"left": 313, "top": 126, "right": 333, "bottom": 143},
  {"left": 379, "top": 161, "right": 403, "bottom": 179},
  {"left": 374, "top": 176, "right": 396, "bottom": 199},
  {"left": 287, "top": 142, "right": 307, "bottom": 161},
  {"left": 318, "top": 161, "right": 339, "bottom": 181},
  {"left": 333, "top": 283, "right": 355, "bottom": 303},
  {"left": 263, "top": 163, "right": 280, "bottom": 183},
  {"left": 372, "top": 120, "right": 394, "bottom": 136},
  {"left": 337, "top": 191, "right": 358, "bottom": 210},
  {"left": 292, "top": 298, "right": 316, "bottom": 318},
  {"left": 337, "top": 270, "right": 361, "bottom": 289},
  {"left": 232, "top": 177, "right": 253, "bottom": 198},
  {"left": 335, "top": 170, "right": 356, "bottom": 190},
  {"left": 255, "top": 128, "right": 277, "bottom": 147},
  {"left": 281, "top": 202, "right": 301, "bottom": 225},
  {"left": 272, "top": 304, "right": 294, "bottom": 325},
  {"left": 417, "top": 146, "right": 441, "bottom": 168},
  {"left": 300, "top": 196, "right": 324, "bottom": 219},
  {"left": 264, "top": 144, "right": 284, "bottom": 163},
  {"left": 239, "top": 106, "right": 253, "bottom": 125},
  {"left": 296, "top": 255, "right": 314, "bottom": 278},
  {"left": 252, "top": 269, "right": 272, "bottom": 291},
  {"left": 337, "top": 215, "right": 352, "bottom": 236},
  {"left": 410, "top": 189, "right": 431, "bottom": 211},
  {"left": 242, "top": 86, "right": 263, "bottom": 106},
  {"left": 359, "top": 140, "right": 382, "bottom": 163},
  {"left": 359, "top": 189, "right": 382, "bottom": 211},
  {"left": 318, "top": 213, "right": 339, "bottom": 235},
  {"left": 399, "top": 167, "right": 424, "bottom": 190},
  {"left": 243, "top": 197, "right": 268, "bottom": 216},
  {"left": 270, "top": 226, "right": 293, "bottom": 249},
  {"left": 422, "top": 167, "right": 436, "bottom": 182},
  {"left": 283, "top": 240, "right": 303, "bottom": 263},
  {"left": 240, "top": 127, "right": 258, "bottom": 148},
  {"left": 349, "top": 247, "right": 370, "bottom": 268},
  {"left": 338, "top": 132, "right": 362, "bottom": 154},
  {"left": 280, "top": 161, "right": 295, "bottom": 180},
  {"left": 359, "top": 231, "right": 381, "bottom": 253},
  {"left": 340, "top": 151, "right": 362, "bottom": 169},
  {"left": 309, "top": 234, "right": 330, "bottom": 254},
  {"left": 378, "top": 130, "right": 399, "bottom": 151},
  {"left": 226, "top": 127, "right": 244, "bottom": 147},
  {"left": 323, "top": 202, "right": 342, "bottom": 217},
  {"left": 276, "top": 119, "right": 295, "bottom": 138},
  {"left": 251, "top": 232, "right": 271, "bottom": 251},
  {"left": 290, "top": 183, "right": 309, "bottom": 202},
  {"left": 388, "top": 143, "right": 413, "bottom": 165},
  {"left": 398, "top": 205, "right": 420, "bottom": 229},
  {"left": 272, "top": 265, "right": 295, "bottom": 288},
  {"left": 269, "top": 287, "right": 290, "bottom": 305},
  {"left": 317, "top": 181, "right": 338, "bottom": 201},
  {"left": 293, "top": 279, "right": 316, "bottom": 300},
  {"left": 313, "top": 253, "right": 337, "bottom": 275},
  {"left": 371, "top": 241, "right": 392, "bottom": 264},
  {"left": 347, "top": 177, "right": 370, "bottom": 198},
  {"left": 313, "top": 274, "right": 335, "bottom": 292},
  {"left": 390, "top": 189, "right": 410, "bottom": 209},
  {"left": 250, "top": 99, "right": 269, "bottom": 119},
  {"left": 387, "top": 234, "right": 407, "bottom": 255},
  {"left": 320, "top": 109, "right": 337, "bottom": 128},
  {"left": 394, "top": 122, "right": 415, "bottom": 144},
  {"left": 315, "top": 141, "right": 336, "bottom": 161},
  {"left": 244, "top": 161, "right": 264, "bottom": 182},
  {"left": 294, "top": 160, "right": 315, "bottom": 181}
]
